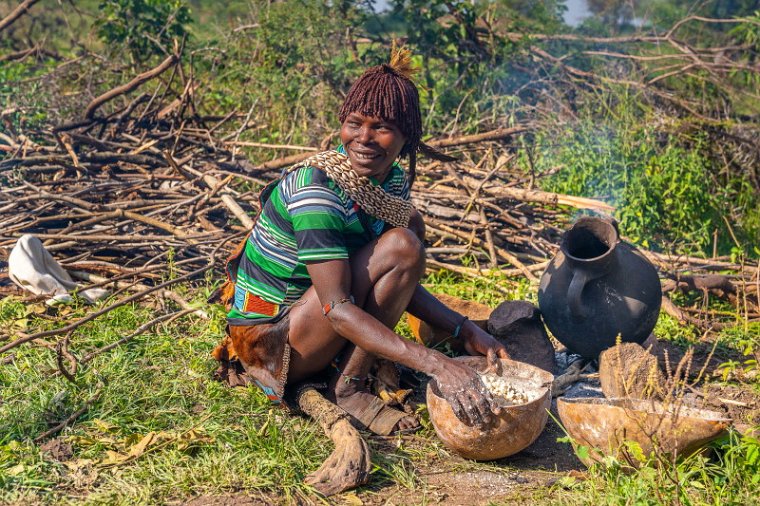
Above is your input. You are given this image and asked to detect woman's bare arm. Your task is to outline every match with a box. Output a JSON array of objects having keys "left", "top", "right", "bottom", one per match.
[
  {"left": 305, "top": 258, "right": 448, "bottom": 376},
  {"left": 406, "top": 285, "right": 509, "bottom": 358}
]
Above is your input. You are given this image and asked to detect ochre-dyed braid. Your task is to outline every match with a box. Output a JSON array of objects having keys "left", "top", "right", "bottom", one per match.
[{"left": 289, "top": 151, "right": 413, "bottom": 229}]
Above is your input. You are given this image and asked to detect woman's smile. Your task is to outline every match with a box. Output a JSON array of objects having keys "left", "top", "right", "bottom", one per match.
[{"left": 351, "top": 150, "right": 381, "bottom": 161}]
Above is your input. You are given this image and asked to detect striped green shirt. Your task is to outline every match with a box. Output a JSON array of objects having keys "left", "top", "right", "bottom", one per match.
[{"left": 228, "top": 155, "right": 410, "bottom": 323}]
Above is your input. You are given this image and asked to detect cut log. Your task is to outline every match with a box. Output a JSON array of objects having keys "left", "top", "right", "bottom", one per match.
[
  {"left": 599, "top": 341, "right": 661, "bottom": 399},
  {"left": 296, "top": 387, "right": 371, "bottom": 496}
]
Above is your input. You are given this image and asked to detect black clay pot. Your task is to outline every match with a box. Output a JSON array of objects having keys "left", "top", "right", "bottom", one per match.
[{"left": 538, "top": 217, "right": 662, "bottom": 359}]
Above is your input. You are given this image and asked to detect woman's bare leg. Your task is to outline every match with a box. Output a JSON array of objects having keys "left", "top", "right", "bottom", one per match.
[{"left": 286, "top": 228, "right": 425, "bottom": 431}]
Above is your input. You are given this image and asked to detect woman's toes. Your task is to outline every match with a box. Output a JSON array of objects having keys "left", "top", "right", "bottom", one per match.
[{"left": 397, "top": 415, "right": 420, "bottom": 432}]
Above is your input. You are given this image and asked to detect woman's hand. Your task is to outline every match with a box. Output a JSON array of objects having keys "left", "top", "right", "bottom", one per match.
[
  {"left": 461, "top": 322, "right": 510, "bottom": 360},
  {"left": 432, "top": 358, "right": 502, "bottom": 428}
]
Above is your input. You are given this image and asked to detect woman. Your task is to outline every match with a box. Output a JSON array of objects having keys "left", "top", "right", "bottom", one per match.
[{"left": 219, "top": 49, "right": 508, "bottom": 435}]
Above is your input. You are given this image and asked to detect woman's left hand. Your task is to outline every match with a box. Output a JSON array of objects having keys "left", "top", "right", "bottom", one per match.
[{"left": 461, "top": 324, "right": 510, "bottom": 359}]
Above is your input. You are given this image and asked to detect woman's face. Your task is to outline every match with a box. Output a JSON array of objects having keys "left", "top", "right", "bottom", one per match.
[{"left": 340, "top": 112, "right": 406, "bottom": 182}]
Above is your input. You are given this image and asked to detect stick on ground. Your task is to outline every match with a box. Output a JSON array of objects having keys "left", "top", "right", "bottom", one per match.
[{"left": 295, "top": 386, "right": 371, "bottom": 496}]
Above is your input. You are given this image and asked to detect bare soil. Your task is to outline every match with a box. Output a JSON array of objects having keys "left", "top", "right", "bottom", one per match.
[
  {"left": 342, "top": 402, "right": 582, "bottom": 506},
  {"left": 177, "top": 494, "right": 273, "bottom": 506}
]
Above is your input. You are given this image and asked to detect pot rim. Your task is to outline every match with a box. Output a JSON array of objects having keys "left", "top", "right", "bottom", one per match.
[
  {"left": 557, "top": 396, "right": 732, "bottom": 423},
  {"left": 561, "top": 217, "right": 620, "bottom": 264},
  {"left": 428, "top": 357, "right": 555, "bottom": 408}
]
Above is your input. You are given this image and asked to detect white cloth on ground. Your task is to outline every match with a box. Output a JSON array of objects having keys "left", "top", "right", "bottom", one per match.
[{"left": 8, "top": 234, "right": 110, "bottom": 305}]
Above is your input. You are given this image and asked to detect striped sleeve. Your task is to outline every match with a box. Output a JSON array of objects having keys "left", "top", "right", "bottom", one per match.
[{"left": 284, "top": 167, "right": 349, "bottom": 262}]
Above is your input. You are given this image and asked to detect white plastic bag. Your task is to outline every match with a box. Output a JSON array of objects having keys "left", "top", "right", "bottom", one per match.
[{"left": 8, "top": 235, "right": 110, "bottom": 305}]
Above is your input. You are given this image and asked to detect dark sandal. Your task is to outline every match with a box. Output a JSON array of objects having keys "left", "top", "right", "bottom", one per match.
[{"left": 346, "top": 395, "right": 419, "bottom": 436}]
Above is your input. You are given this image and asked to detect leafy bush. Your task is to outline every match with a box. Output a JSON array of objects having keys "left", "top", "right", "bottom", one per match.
[
  {"left": 190, "top": 0, "right": 371, "bottom": 148},
  {"left": 96, "top": 0, "right": 192, "bottom": 62},
  {"left": 533, "top": 116, "right": 757, "bottom": 256}
]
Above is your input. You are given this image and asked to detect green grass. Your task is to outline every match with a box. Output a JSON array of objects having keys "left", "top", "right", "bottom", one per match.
[
  {"left": 546, "top": 430, "right": 760, "bottom": 506},
  {"left": 0, "top": 283, "right": 456, "bottom": 504},
  {"left": 0, "top": 296, "right": 328, "bottom": 504},
  {"left": 1, "top": 271, "right": 759, "bottom": 505}
]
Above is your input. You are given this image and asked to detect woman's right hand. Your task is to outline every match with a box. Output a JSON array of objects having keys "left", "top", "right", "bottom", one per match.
[{"left": 432, "top": 359, "right": 502, "bottom": 429}]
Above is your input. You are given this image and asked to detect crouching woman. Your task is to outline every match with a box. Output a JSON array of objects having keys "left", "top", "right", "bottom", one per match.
[{"left": 216, "top": 51, "right": 508, "bottom": 435}]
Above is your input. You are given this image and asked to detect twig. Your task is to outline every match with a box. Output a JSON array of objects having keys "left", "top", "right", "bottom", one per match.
[
  {"left": 84, "top": 54, "right": 178, "bottom": 119},
  {"left": 0, "top": 0, "right": 39, "bottom": 32},
  {"left": 34, "top": 377, "right": 105, "bottom": 443}
]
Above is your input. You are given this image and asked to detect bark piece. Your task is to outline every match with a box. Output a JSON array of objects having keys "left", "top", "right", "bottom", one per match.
[
  {"left": 40, "top": 437, "right": 73, "bottom": 462},
  {"left": 487, "top": 300, "right": 556, "bottom": 373},
  {"left": 296, "top": 387, "right": 371, "bottom": 496},
  {"left": 599, "top": 342, "right": 661, "bottom": 399}
]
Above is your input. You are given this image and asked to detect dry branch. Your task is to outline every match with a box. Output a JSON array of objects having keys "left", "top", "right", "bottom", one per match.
[
  {"left": 84, "top": 54, "right": 178, "bottom": 119},
  {"left": 0, "top": 35, "right": 756, "bottom": 372},
  {"left": 429, "top": 125, "right": 532, "bottom": 148},
  {"left": 482, "top": 185, "right": 615, "bottom": 213},
  {"left": 0, "top": 0, "right": 39, "bottom": 33}
]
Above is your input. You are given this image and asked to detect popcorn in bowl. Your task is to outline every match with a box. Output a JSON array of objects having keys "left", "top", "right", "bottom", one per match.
[{"left": 479, "top": 373, "right": 529, "bottom": 406}]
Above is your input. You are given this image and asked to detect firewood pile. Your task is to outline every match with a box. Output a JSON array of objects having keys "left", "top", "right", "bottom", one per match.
[{"left": 0, "top": 53, "right": 758, "bottom": 360}]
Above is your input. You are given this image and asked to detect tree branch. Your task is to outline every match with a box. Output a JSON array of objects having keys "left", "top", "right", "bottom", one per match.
[{"left": 0, "top": 0, "right": 39, "bottom": 33}]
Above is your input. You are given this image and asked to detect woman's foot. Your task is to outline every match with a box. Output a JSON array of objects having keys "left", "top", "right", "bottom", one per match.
[{"left": 330, "top": 379, "right": 420, "bottom": 435}]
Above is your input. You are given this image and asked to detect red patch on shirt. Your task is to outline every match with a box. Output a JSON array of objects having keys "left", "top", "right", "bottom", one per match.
[{"left": 244, "top": 293, "right": 279, "bottom": 317}]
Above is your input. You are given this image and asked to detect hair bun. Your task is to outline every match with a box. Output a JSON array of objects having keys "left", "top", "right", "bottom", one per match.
[{"left": 389, "top": 43, "right": 417, "bottom": 80}]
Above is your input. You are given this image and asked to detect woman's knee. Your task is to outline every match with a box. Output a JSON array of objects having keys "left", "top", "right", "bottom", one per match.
[{"left": 378, "top": 228, "right": 425, "bottom": 273}]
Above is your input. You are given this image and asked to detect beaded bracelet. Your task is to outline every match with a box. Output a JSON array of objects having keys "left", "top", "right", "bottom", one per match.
[
  {"left": 322, "top": 295, "right": 355, "bottom": 316},
  {"left": 453, "top": 315, "right": 469, "bottom": 339}
]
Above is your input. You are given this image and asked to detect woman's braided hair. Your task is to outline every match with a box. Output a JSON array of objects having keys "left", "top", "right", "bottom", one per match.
[{"left": 339, "top": 46, "right": 454, "bottom": 187}]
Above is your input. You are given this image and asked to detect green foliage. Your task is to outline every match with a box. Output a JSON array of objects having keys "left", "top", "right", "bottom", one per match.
[
  {"left": 579, "top": 1, "right": 760, "bottom": 33},
  {"left": 533, "top": 114, "right": 758, "bottom": 256},
  {"left": 96, "top": 0, "right": 192, "bottom": 62},
  {"left": 554, "top": 430, "right": 760, "bottom": 505},
  {"left": 642, "top": 1, "right": 760, "bottom": 27},
  {"left": 387, "top": 0, "right": 557, "bottom": 133},
  {"left": 191, "top": 0, "right": 369, "bottom": 148},
  {"left": 729, "top": 12, "right": 760, "bottom": 89},
  {"left": 715, "top": 322, "right": 760, "bottom": 381},
  {"left": 621, "top": 140, "right": 718, "bottom": 251},
  {"left": 0, "top": 62, "right": 51, "bottom": 136},
  {"left": 731, "top": 12, "right": 760, "bottom": 47}
]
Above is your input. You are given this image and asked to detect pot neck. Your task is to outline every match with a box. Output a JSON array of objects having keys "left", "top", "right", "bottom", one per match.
[{"left": 561, "top": 217, "right": 620, "bottom": 274}]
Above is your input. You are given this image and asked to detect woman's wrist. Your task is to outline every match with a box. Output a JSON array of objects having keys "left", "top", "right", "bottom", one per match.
[
  {"left": 420, "top": 347, "right": 454, "bottom": 378},
  {"left": 452, "top": 315, "right": 469, "bottom": 340},
  {"left": 456, "top": 316, "right": 480, "bottom": 342}
]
